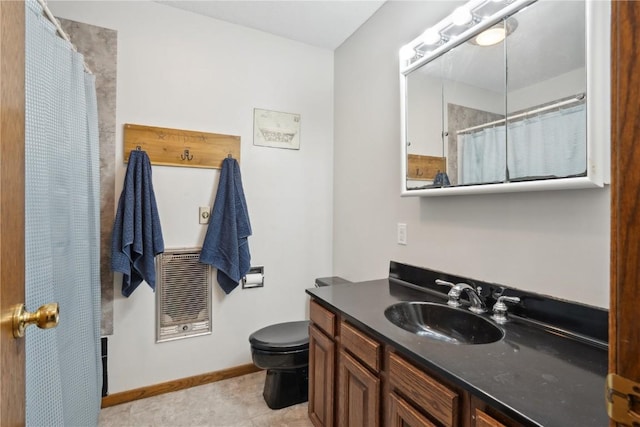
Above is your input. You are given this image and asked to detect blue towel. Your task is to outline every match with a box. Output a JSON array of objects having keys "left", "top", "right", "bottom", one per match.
[
  {"left": 200, "top": 157, "right": 252, "bottom": 294},
  {"left": 111, "top": 150, "right": 164, "bottom": 297}
]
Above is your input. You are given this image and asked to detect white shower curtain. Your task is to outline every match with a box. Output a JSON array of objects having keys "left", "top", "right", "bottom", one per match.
[
  {"left": 507, "top": 104, "right": 586, "bottom": 179},
  {"left": 458, "top": 126, "right": 507, "bottom": 185},
  {"left": 458, "top": 103, "right": 586, "bottom": 184},
  {"left": 25, "top": 0, "right": 102, "bottom": 425}
]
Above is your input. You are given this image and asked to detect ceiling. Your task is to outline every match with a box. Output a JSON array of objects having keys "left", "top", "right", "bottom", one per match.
[{"left": 156, "top": 1, "right": 386, "bottom": 50}]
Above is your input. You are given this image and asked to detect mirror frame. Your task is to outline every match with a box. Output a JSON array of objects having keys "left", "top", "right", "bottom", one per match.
[{"left": 399, "top": 0, "right": 610, "bottom": 197}]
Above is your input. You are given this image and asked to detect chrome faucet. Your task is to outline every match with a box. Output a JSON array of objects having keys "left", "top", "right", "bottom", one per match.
[
  {"left": 435, "top": 279, "right": 487, "bottom": 314},
  {"left": 491, "top": 296, "right": 521, "bottom": 324}
]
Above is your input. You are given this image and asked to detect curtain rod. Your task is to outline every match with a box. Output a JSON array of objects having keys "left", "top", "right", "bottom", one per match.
[
  {"left": 36, "top": 0, "right": 93, "bottom": 74},
  {"left": 456, "top": 94, "right": 585, "bottom": 135}
]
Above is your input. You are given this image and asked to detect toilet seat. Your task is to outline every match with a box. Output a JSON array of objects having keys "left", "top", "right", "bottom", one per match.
[
  {"left": 249, "top": 320, "right": 310, "bottom": 409},
  {"left": 249, "top": 320, "right": 309, "bottom": 352}
]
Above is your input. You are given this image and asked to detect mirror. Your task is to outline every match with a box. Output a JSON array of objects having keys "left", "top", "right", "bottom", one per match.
[{"left": 400, "top": 0, "right": 609, "bottom": 196}]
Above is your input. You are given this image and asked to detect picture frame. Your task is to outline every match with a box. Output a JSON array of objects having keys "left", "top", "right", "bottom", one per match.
[{"left": 253, "top": 108, "right": 301, "bottom": 150}]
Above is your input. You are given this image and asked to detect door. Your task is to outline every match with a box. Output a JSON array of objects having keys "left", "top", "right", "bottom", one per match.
[
  {"left": 338, "top": 349, "right": 380, "bottom": 427},
  {"left": 0, "top": 1, "right": 26, "bottom": 426},
  {"left": 609, "top": 2, "right": 640, "bottom": 427},
  {"left": 309, "top": 324, "right": 336, "bottom": 427}
]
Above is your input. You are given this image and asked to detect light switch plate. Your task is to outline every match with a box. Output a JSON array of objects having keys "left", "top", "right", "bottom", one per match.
[
  {"left": 199, "top": 207, "right": 210, "bottom": 224},
  {"left": 397, "top": 223, "right": 407, "bottom": 245}
]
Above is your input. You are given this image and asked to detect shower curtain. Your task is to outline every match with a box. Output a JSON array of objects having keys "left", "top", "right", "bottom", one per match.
[
  {"left": 507, "top": 104, "right": 586, "bottom": 180},
  {"left": 457, "top": 103, "right": 586, "bottom": 184},
  {"left": 24, "top": 0, "right": 102, "bottom": 425},
  {"left": 458, "top": 126, "right": 507, "bottom": 185}
]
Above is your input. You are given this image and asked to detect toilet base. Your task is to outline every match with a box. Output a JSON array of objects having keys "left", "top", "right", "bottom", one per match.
[{"left": 262, "top": 366, "right": 308, "bottom": 410}]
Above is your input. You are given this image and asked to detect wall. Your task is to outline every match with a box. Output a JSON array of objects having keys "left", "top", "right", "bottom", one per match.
[
  {"left": 51, "top": 1, "right": 334, "bottom": 393},
  {"left": 334, "top": 1, "right": 609, "bottom": 308},
  {"left": 58, "top": 17, "right": 118, "bottom": 336}
]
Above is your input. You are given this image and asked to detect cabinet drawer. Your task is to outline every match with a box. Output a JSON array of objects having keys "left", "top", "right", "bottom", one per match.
[
  {"left": 340, "top": 321, "right": 381, "bottom": 372},
  {"left": 388, "top": 352, "right": 458, "bottom": 427},
  {"left": 388, "top": 392, "right": 437, "bottom": 427},
  {"left": 475, "top": 409, "right": 507, "bottom": 427},
  {"left": 310, "top": 299, "right": 336, "bottom": 337}
]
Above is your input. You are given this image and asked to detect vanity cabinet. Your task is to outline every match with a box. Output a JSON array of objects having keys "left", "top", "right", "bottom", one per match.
[
  {"left": 309, "top": 301, "right": 337, "bottom": 427},
  {"left": 338, "top": 320, "right": 382, "bottom": 427},
  {"left": 308, "top": 298, "right": 525, "bottom": 427},
  {"left": 387, "top": 351, "right": 460, "bottom": 426},
  {"left": 470, "top": 397, "right": 521, "bottom": 427},
  {"left": 388, "top": 392, "right": 437, "bottom": 427},
  {"left": 475, "top": 411, "right": 507, "bottom": 427}
]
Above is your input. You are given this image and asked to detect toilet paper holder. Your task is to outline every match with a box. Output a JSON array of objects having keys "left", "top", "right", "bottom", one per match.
[{"left": 242, "top": 266, "right": 264, "bottom": 289}]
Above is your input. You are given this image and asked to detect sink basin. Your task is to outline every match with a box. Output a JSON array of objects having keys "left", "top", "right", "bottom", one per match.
[{"left": 384, "top": 302, "right": 504, "bottom": 345}]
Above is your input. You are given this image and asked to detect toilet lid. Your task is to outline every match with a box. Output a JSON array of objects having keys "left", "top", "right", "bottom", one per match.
[{"left": 249, "top": 320, "right": 310, "bottom": 351}]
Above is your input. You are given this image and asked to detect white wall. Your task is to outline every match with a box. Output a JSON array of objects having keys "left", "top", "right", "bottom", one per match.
[
  {"left": 509, "top": 68, "right": 585, "bottom": 112},
  {"left": 51, "top": 1, "right": 334, "bottom": 393},
  {"left": 334, "top": 1, "right": 609, "bottom": 308}
]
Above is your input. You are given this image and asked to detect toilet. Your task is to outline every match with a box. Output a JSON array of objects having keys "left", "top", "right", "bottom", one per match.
[{"left": 249, "top": 320, "right": 310, "bottom": 409}]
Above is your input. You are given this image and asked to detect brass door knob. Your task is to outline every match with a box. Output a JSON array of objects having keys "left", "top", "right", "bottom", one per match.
[{"left": 12, "top": 303, "right": 59, "bottom": 338}]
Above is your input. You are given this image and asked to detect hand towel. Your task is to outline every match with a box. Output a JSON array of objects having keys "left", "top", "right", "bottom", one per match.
[
  {"left": 200, "top": 157, "right": 252, "bottom": 294},
  {"left": 111, "top": 150, "right": 164, "bottom": 297}
]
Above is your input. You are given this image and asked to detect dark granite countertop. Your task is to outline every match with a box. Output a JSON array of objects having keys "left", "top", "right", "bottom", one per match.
[{"left": 306, "top": 278, "right": 608, "bottom": 427}]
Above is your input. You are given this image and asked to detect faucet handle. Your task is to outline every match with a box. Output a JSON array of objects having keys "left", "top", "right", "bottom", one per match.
[
  {"left": 491, "top": 296, "right": 521, "bottom": 323},
  {"left": 497, "top": 296, "right": 520, "bottom": 305},
  {"left": 435, "top": 279, "right": 462, "bottom": 307},
  {"left": 435, "top": 279, "right": 454, "bottom": 288}
]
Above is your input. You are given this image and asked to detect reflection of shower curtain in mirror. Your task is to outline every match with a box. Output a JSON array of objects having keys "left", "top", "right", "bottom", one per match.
[
  {"left": 459, "top": 126, "right": 506, "bottom": 185},
  {"left": 25, "top": 0, "right": 102, "bottom": 425},
  {"left": 507, "top": 104, "right": 586, "bottom": 180},
  {"left": 458, "top": 104, "right": 586, "bottom": 184}
]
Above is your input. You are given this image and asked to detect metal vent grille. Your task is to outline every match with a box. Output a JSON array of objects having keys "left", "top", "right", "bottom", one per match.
[{"left": 156, "top": 248, "right": 212, "bottom": 343}]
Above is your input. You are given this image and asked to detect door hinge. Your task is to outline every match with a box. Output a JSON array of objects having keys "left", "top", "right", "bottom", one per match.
[{"left": 606, "top": 373, "right": 640, "bottom": 426}]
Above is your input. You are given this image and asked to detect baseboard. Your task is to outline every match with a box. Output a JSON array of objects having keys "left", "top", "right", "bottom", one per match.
[{"left": 101, "top": 363, "right": 261, "bottom": 408}]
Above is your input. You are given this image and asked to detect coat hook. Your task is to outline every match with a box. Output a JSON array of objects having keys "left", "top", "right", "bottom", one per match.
[
  {"left": 416, "top": 168, "right": 423, "bottom": 177},
  {"left": 136, "top": 145, "right": 141, "bottom": 151},
  {"left": 227, "top": 153, "right": 233, "bottom": 159},
  {"left": 181, "top": 149, "right": 193, "bottom": 161}
]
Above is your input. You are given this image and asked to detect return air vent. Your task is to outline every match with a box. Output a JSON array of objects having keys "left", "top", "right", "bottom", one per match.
[{"left": 156, "top": 248, "right": 212, "bottom": 343}]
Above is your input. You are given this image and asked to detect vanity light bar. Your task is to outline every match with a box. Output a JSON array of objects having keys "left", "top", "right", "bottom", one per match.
[{"left": 399, "top": 0, "right": 536, "bottom": 74}]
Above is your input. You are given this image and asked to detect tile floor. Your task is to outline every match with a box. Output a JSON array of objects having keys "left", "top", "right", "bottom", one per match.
[{"left": 99, "top": 371, "right": 313, "bottom": 427}]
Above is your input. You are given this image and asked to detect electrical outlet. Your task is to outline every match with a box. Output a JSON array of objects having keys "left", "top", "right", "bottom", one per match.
[
  {"left": 199, "top": 206, "right": 210, "bottom": 224},
  {"left": 397, "top": 223, "right": 407, "bottom": 245}
]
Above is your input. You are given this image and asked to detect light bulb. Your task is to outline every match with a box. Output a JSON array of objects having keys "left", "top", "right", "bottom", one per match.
[
  {"left": 451, "top": 6, "right": 473, "bottom": 26},
  {"left": 474, "top": 27, "right": 506, "bottom": 46},
  {"left": 420, "top": 28, "right": 441, "bottom": 46},
  {"left": 399, "top": 45, "right": 416, "bottom": 61}
]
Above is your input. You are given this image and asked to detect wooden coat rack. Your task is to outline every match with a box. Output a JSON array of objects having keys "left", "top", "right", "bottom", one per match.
[
  {"left": 407, "top": 154, "right": 446, "bottom": 181},
  {"left": 123, "top": 123, "right": 241, "bottom": 169}
]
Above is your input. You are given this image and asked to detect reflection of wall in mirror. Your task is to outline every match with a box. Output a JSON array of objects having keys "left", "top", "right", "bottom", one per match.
[
  {"left": 405, "top": 75, "right": 505, "bottom": 187},
  {"left": 508, "top": 68, "right": 585, "bottom": 113},
  {"left": 406, "top": 71, "right": 441, "bottom": 160}
]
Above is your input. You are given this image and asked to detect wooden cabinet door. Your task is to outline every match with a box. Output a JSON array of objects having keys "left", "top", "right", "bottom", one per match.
[
  {"left": 338, "top": 349, "right": 380, "bottom": 427},
  {"left": 388, "top": 392, "right": 437, "bottom": 427},
  {"left": 309, "top": 324, "right": 336, "bottom": 427}
]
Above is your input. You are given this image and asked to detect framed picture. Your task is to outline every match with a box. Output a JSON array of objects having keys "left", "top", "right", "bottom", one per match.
[{"left": 253, "top": 108, "right": 301, "bottom": 150}]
